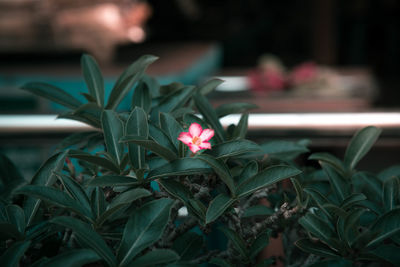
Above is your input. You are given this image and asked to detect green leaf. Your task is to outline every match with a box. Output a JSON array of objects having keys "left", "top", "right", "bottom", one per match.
[
  {"left": 262, "top": 140, "right": 310, "bottom": 161},
  {"left": 73, "top": 103, "right": 102, "bottom": 126},
  {"left": 321, "top": 163, "right": 350, "bottom": 203},
  {"left": 304, "top": 188, "right": 332, "bottom": 218},
  {"left": 0, "top": 154, "right": 26, "bottom": 201},
  {"left": 107, "top": 55, "right": 158, "bottom": 109},
  {"left": 81, "top": 54, "right": 104, "bottom": 107},
  {"left": 87, "top": 175, "right": 138, "bottom": 187},
  {"left": 44, "top": 249, "right": 101, "bottom": 267},
  {"left": 160, "top": 112, "right": 184, "bottom": 150},
  {"left": 0, "top": 223, "right": 24, "bottom": 240},
  {"left": 21, "top": 82, "right": 82, "bottom": 109},
  {"left": 127, "top": 249, "right": 179, "bottom": 267},
  {"left": 120, "top": 135, "right": 177, "bottom": 161},
  {"left": 215, "top": 102, "right": 258, "bottom": 118},
  {"left": 340, "top": 193, "right": 367, "bottom": 210},
  {"left": 132, "top": 80, "right": 152, "bottom": 113},
  {"left": 309, "top": 259, "right": 353, "bottom": 267},
  {"left": 291, "top": 178, "right": 308, "bottom": 208},
  {"left": 68, "top": 150, "right": 120, "bottom": 173},
  {"left": 299, "top": 213, "right": 335, "bottom": 243},
  {"left": 117, "top": 198, "right": 174, "bottom": 266},
  {"left": 91, "top": 187, "right": 106, "bottom": 219},
  {"left": 206, "top": 193, "right": 235, "bottom": 224},
  {"left": 149, "top": 124, "right": 178, "bottom": 154},
  {"left": 56, "top": 173, "right": 92, "bottom": 216},
  {"left": 344, "top": 126, "right": 381, "bottom": 171},
  {"left": 249, "top": 231, "right": 270, "bottom": 259},
  {"left": 219, "top": 227, "right": 248, "bottom": 259},
  {"left": 206, "top": 140, "right": 261, "bottom": 159},
  {"left": 126, "top": 107, "right": 148, "bottom": 170},
  {"left": 371, "top": 244, "right": 400, "bottom": 266},
  {"left": 17, "top": 185, "right": 93, "bottom": 221},
  {"left": 101, "top": 110, "right": 124, "bottom": 166},
  {"left": 148, "top": 158, "right": 211, "bottom": 179},
  {"left": 236, "top": 165, "right": 301, "bottom": 198},
  {"left": 295, "top": 238, "right": 339, "bottom": 258},
  {"left": 51, "top": 216, "right": 117, "bottom": 266},
  {"left": 383, "top": 176, "right": 399, "bottom": 211},
  {"left": 308, "top": 152, "right": 345, "bottom": 175},
  {"left": 5, "top": 205, "right": 26, "bottom": 234},
  {"left": 368, "top": 208, "right": 400, "bottom": 247},
  {"left": 158, "top": 179, "right": 192, "bottom": 203},
  {"left": 198, "top": 78, "right": 224, "bottom": 95},
  {"left": 353, "top": 172, "right": 382, "bottom": 203},
  {"left": 232, "top": 113, "right": 249, "bottom": 139},
  {"left": 193, "top": 92, "right": 225, "bottom": 142},
  {"left": 97, "top": 188, "right": 151, "bottom": 227},
  {"left": 0, "top": 240, "right": 31, "bottom": 267},
  {"left": 209, "top": 258, "right": 231, "bottom": 267},
  {"left": 172, "top": 232, "right": 203, "bottom": 260},
  {"left": 196, "top": 154, "right": 235, "bottom": 195},
  {"left": 156, "top": 86, "right": 196, "bottom": 114},
  {"left": 57, "top": 131, "right": 100, "bottom": 150},
  {"left": 242, "top": 205, "right": 274, "bottom": 218},
  {"left": 236, "top": 160, "right": 258, "bottom": 185},
  {"left": 344, "top": 209, "right": 366, "bottom": 246},
  {"left": 24, "top": 152, "right": 67, "bottom": 226}
]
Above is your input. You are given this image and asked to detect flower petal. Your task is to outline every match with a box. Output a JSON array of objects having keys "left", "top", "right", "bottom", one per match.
[
  {"left": 189, "top": 123, "right": 202, "bottom": 137},
  {"left": 188, "top": 143, "right": 201, "bottom": 153},
  {"left": 199, "top": 129, "right": 214, "bottom": 142},
  {"left": 199, "top": 142, "right": 211, "bottom": 150},
  {"left": 177, "top": 132, "right": 193, "bottom": 145}
]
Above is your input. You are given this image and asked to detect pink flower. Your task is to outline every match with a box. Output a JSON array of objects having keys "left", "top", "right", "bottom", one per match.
[{"left": 177, "top": 123, "right": 214, "bottom": 153}]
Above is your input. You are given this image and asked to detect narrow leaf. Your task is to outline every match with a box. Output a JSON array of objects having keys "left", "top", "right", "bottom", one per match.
[
  {"left": 68, "top": 150, "right": 120, "bottom": 173},
  {"left": 383, "top": 176, "right": 399, "bottom": 211},
  {"left": 232, "top": 113, "right": 249, "bottom": 139},
  {"left": 206, "top": 193, "right": 235, "bottom": 224},
  {"left": 101, "top": 110, "right": 124, "bottom": 166},
  {"left": 160, "top": 112, "right": 184, "bottom": 150},
  {"left": 81, "top": 54, "right": 104, "bottom": 106},
  {"left": 219, "top": 227, "right": 248, "bottom": 259},
  {"left": 206, "top": 140, "right": 262, "bottom": 159},
  {"left": 87, "top": 175, "right": 138, "bottom": 187},
  {"left": 198, "top": 78, "right": 224, "bottom": 95},
  {"left": 44, "top": 249, "right": 101, "bottom": 267},
  {"left": 127, "top": 249, "right": 179, "bottom": 267},
  {"left": 368, "top": 208, "right": 400, "bottom": 247},
  {"left": 148, "top": 158, "right": 211, "bottom": 180},
  {"left": 51, "top": 216, "right": 117, "bottom": 267},
  {"left": 172, "top": 232, "right": 203, "bottom": 260},
  {"left": 215, "top": 102, "right": 258, "bottom": 118},
  {"left": 296, "top": 238, "right": 339, "bottom": 258},
  {"left": 309, "top": 152, "right": 345, "bottom": 175},
  {"left": 132, "top": 80, "right": 152, "bottom": 113},
  {"left": 126, "top": 107, "right": 148, "bottom": 170},
  {"left": 0, "top": 240, "right": 31, "bottom": 267},
  {"left": 321, "top": 163, "right": 350, "bottom": 203},
  {"left": 242, "top": 205, "right": 274, "bottom": 218},
  {"left": 21, "top": 82, "right": 82, "bottom": 109}
]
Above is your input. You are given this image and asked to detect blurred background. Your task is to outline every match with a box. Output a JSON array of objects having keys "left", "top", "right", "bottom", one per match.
[{"left": 1, "top": 0, "right": 400, "bottom": 175}]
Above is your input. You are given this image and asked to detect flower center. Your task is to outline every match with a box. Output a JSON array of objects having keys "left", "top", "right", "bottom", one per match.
[{"left": 192, "top": 136, "right": 202, "bottom": 146}]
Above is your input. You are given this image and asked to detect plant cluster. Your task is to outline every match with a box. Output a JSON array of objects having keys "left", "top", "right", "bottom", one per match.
[{"left": 0, "top": 54, "right": 399, "bottom": 267}]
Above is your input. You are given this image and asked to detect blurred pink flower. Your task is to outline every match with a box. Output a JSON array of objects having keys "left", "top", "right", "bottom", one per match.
[
  {"left": 289, "top": 62, "right": 318, "bottom": 86},
  {"left": 178, "top": 123, "right": 214, "bottom": 153},
  {"left": 248, "top": 67, "right": 286, "bottom": 93}
]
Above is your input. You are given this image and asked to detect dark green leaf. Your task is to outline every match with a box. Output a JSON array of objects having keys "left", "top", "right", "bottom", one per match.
[
  {"left": 24, "top": 152, "right": 66, "bottom": 226},
  {"left": 51, "top": 216, "right": 117, "bottom": 266},
  {"left": 368, "top": 208, "right": 400, "bottom": 247},
  {"left": 383, "top": 176, "right": 399, "bottom": 211},
  {"left": 73, "top": 103, "right": 102, "bottom": 126},
  {"left": 18, "top": 185, "right": 93, "bottom": 221},
  {"left": 21, "top": 82, "right": 81, "bottom": 109},
  {"left": 262, "top": 140, "right": 310, "bottom": 161},
  {"left": 101, "top": 110, "right": 124, "bottom": 166},
  {"left": 232, "top": 113, "right": 249, "bottom": 139},
  {"left": 149, "top": 124, "right": 178, "bottom": 154},
  {"left": 160, "top": 112, "right": 184, "bottom": 150},
  {"left": 128, "top": 249, "right": 179, "bottom": 267},
  {"left": 378, "top": 165, "right": 400, "bottom": 182},
  {"left": 132, "top": 80, "right": 152, "bottom": 113},
  {"left": 215, "top": 102, "right": 258, "bottom": 118},
  {"left": 206, "top": 140, "right": 261, "bottom": 159},
  {"left": 193, "top": 92, "right": 225, "bottom": 142},
  {"left": 291, "top": 178, "right": 308, "bottom": 208},
  {"left": 0, "top": 240, "right": 31, "bottom": 267},
  {"left": 304, "top": 187, "right": 332, "bottom": 218},
  {"left": 57, "top": 131, "right": 100, "bottom": 150},
  {"left": 117, "top": 198, "right": 174, "bottom": 266},
  {"left": 68, "top": 150, "right": 120, "bottom": 173},
  {"left": 0, "top": 222, "right": 24, "bottom": 240},
  {"left": 172, "top": 232, "right": 203, "bottom": 260},
  {"left": 120, "top": 135, "right": 177, "bottom": 161},
  {"left": 353, "top": 172, "right": 382, "bottom": 203},
  {"left": 308, "top": 152, "right": 345, "bottom": 175},
  {"left": 206, "top": 193, "right": 235, "bottom": 224},
  {"left": 148, "top": 158, "right": 211, "bottom": 179},
  {"left": 219, "top": 227, "right": 248, "bottom": 259},
  {"left": 107, "top": 55, "right": 158, "bottom": 109},
  {"left": 242, "top": 205, "right": 274, "bottom": 218},
  {"left": 299, "top": 213, "right": 335, "bottom": 243},
  {"left": 87, "top": 175, "right": 138, "bottom": 187},
  {"left": 295, "top": 238, "right": 339, "bottom": 258},
  {"left": 344, "top": 209, "right": 366, "bottom": 246},
  {"left": 371, "top": 244, "right": 400, "bottom": 266},
  {"left": 344, "top": 126, "right": 381, "bottom": 171},
  {"left": 321, "top": 163, "right": 350, "bottom": 203},
  {"left": 156, "top": 86, "right": 195, "bottom": 114},
  {"left": 309, "top": 258, "right": 353, "bottom": 267},
  {"left": 81, "top": 54, "right": 104, "bottom": 107},
  {"left": 45, "top": 249, "right": 101, "bottom": 267},
  {"left": 126, "top": 107, "right": 148, "bottom": 170},
  {"left": 236, "top": 160, "right": 258, "bottom": 185},
  {"left": 91, "top": 187, "right": 106, "bottom": 219},
  {"left": 0, "top": 154, "right": 25, "bottom": 201},
  {"left": 5, "top": 205, "right": 26, "bottom": 234},
  {"left": 198, "top": 78, "right": 224, "bottom": 95},
  {"left": 158, "top": 179, "right": 192, "bottom": 203},
  {"left": 340, "top": 193, "right": 367, "bottom": 210},
  {"left": 249, "top": 231, "right": 270, "bottom": 259},
  {"left": 209, "top": 258, "right": 231, "bottom": 267},
  {"left": 196, "top": 154, "right": 235, "bottom": 195},
  {"left": 236, "top": 165, "right": 301, "bottom": 198}
]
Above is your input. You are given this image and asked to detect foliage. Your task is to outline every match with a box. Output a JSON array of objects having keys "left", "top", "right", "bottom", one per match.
[{"left": 0, "top": 54, "right": 304, "bottom": 266}]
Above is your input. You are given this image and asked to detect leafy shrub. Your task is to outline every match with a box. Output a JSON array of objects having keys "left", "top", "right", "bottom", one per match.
[{"left": 0, "top": 54, "right": 305, "bottom": 266}]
